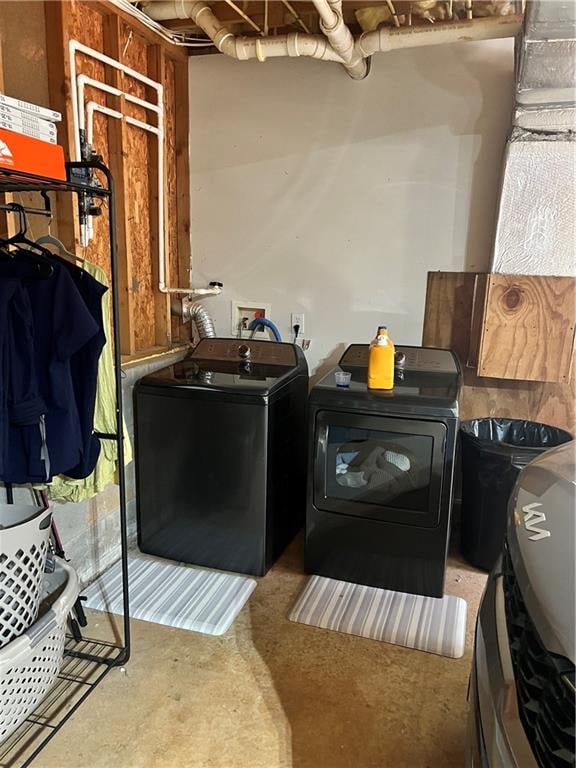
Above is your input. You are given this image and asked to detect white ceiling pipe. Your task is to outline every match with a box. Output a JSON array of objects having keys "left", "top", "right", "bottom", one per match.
[
  {"left": 141, "top": 0, "right": 194, "bottom": 21},
  {"left": 313, "top": 0, "right": 368, "bottom": 79},
  {"left": 144, "top": 2, "right": 521, "bottom": 75},
  {"left": 143, "top": 1, "right": 345, "bottom": 63},
  {"left": 313, "top": 0, "right": 338, "bottom": 28},
  {"left": 357, "top": 14, "right": 523, "bottom": 57},
  {"left": 234, "top": 33, "right": 344, "bottom": 62}
]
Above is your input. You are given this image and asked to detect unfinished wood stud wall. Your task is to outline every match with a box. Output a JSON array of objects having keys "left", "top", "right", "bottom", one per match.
[{"left": 45, "top": 0, "right": 191, "bottom": 359}]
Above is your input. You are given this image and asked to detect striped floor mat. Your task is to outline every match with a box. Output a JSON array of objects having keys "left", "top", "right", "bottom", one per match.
[
  {"left": 289, "top": 575, "right": 467, "bottom": 658},
  {"left": 83, "top": 553, "right": 257, "bottom": 636}
]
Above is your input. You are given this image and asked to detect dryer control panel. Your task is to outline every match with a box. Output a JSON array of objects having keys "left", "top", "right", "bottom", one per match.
[
  {"left": 340, "top": 345, "right": 459, "bottom": 375},
  {"left": 191, "top": 338, "right": 297, "bottom": 366}
]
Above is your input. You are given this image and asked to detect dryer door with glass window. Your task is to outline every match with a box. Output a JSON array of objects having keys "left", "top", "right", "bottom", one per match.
[{"left": 314, "top": 411, "right": 446, "bottom": 527}]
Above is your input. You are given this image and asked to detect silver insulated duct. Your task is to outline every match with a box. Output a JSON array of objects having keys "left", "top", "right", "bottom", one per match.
[
  {"left": 187, "top": 301, "right": 216, "bottom": 338},
  {"left": 491, "top": 0, "right": 576, "bottom": 277},
  {"left": 171, "top": 296, "right": 217, "bottom": 338}
]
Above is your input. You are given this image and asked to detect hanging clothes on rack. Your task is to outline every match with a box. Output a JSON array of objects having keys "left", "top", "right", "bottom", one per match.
[
  {"left": 0, "top": 208, "right": 108, "bottom": 484},
  {"left": 0, "top": 277, "right": 40, "bottom": 480},
  {"left": 33, "top": 233, "right": 108, "bottom": 478},
  {"left": 48, "top": 260, "right": 132, "bottom": 503},
  {"left": 52, "top": 257, "right": 107, "bottom": 479}
]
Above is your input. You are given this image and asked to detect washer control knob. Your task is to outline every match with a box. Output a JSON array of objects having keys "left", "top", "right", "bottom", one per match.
[
  {"left": 394, "top": 351, "right": 406, "bottom": 369},
  {"left": 238, "top": 344, "right": 251, "bottom": 359}
]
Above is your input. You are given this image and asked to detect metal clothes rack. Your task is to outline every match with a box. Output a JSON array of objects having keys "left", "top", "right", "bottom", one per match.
[{"left": 0, "top": 160, "right": 131, "bottom": 767}]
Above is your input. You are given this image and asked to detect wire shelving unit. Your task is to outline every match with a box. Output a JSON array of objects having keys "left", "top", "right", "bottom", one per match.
[{"left": 0, "top": 159, "right": 131, "bottom": 768}]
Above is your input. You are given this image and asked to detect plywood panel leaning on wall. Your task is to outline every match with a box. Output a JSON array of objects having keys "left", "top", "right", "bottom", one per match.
[
  {"left": 422, "top": 272, "right": 576, "bottom": 434},
  {"left": 477, "top": 274, "right": 575, "bottom": 383}
]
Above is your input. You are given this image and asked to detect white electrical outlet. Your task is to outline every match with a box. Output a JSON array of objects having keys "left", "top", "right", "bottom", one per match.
[
  {"left": 291, "top": 312, "right": 305, "bottom": 337},
  {"left": 231, "top": 301, "right": 272, "bottom": 336}
]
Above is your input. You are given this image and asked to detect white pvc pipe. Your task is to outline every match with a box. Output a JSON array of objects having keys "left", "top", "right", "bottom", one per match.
[
  {"left": 73, "top": 68, "right": 165, "bottom": 285},
  {"left": 72, "top": 40, "right": 163, "bottom": 90},
  {"left": 145, "top": 1, "right": 520, "bottom": 78},
  {"left": 69, "top": 40, "right": 164, "bottom": 161},
  {"left": 78, "top": 75, "right": 160, "bottom": 131},
  {"left": 145, "top": 1, "right": 345, "bottom": 64},
  {"left": 76, "top": 72, "right": 164, "bottom": 269},
  {"left": 69, "top": 40, "right": 194, "bottom": 294},
  {"left": 86, "top": 101, "right": 123, "bottom": 145},
  {"left": 85, "top": 103, "right": 160, "bottom": 152},
  {"left": 124, "top": 115, "right": 160, "bottom": 134},
  {"left": 357, "top": 14, "right": 523, "bottom": 57},
  {"left": 313, "top": 0, "right": 338, "bottom": 29},
  {"left": 188, "top": 286, "right": 223, "bottom": 297},
  {"left": 312, "top": 0, "right": 367, "bottom": 79},
  {"left": 141, "top": 0, "right": 195, "bottom": 21}
]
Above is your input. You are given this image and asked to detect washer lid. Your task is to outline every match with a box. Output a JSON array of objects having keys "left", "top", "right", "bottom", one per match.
[{"left": 139, "top": 338, "right": 306, "bottom": 396}]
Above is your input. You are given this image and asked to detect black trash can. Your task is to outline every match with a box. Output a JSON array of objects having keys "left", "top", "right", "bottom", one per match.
[{"left": 460, "top": 418, "right": 572, "bottom": 571}]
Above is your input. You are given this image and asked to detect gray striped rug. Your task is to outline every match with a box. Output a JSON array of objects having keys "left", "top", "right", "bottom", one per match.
[
  {"left": 289, "top": 576, "right": 467, "bottom": 658},
  {"left": 83, "top": 553, "right": 256, "bottom": 636}
]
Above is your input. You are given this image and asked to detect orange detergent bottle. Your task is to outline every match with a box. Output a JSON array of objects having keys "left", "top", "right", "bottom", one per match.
[{"left": 367, "top": 326, "right": 395, "bottom": 390}]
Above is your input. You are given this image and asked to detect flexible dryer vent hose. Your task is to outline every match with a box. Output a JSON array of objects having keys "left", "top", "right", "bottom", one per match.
[
  {"left": 189, "top": 302, "right": 216, "bottom": 338},
  {"left": 171, "top": 297, "right": 217, "bottom": 338}
]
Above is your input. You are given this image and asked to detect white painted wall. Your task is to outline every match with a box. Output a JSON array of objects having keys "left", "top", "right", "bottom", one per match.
[{"left": 188, "top": 40, "right": 514, "bottom": 376}]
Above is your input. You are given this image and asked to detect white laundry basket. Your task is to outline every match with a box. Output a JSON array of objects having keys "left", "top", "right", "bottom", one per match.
[
  {"left": 0, "top": 504, "right": 52, "bottom": 647},
  {"left": 0, "top": 557, "right": 79, "bottom": 745}
]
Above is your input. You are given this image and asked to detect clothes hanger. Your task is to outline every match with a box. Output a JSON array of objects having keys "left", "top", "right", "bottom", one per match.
[
  {"left": 35, "top": 232, "right": 79, "bottom": 261},
  {"left": 35, "top": 207, "right": 81, "bottom": 263},
  {"left": 0, "top": 204, "right": 54, "bottom": 278},
  {"left": 0, "top": 243, "right": 54, "bottom": 279},
  {"left": 0, "top": 202, "right": 45, "bottom": 252}
]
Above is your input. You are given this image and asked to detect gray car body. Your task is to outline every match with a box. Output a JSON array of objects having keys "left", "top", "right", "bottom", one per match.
[
  {"left": 467, "top": 440, "right": 575, "bottom": 767},
  {"left": 507, "top": 441, "right": 575, "bottom": 663}
]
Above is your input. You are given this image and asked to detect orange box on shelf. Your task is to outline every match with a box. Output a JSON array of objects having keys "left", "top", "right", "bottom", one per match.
[{"left": 0, "top": 127, "right": 65, "bottom": 181}]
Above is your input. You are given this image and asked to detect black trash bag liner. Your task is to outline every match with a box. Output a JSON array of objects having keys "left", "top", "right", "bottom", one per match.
[
  {"left": 459, "top": 418, "right": 572, "bottom": 571},
  {"left": 461, "top": 418, "right": 572, "bottom": 456}
]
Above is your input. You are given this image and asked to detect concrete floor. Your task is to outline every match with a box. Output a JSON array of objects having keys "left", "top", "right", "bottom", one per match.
[{"left": 37, "top": 537, "right": 486, "bottom": 768}]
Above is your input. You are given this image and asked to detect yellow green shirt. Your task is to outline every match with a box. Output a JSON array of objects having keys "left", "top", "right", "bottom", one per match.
[{"left": 48, "top": 261, "right": 132, "bottom": 503}]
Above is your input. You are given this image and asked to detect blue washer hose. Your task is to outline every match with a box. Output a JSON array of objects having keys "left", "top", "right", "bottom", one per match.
[{"left": 248, "top": 317, "right": 282, "bottom": 342}]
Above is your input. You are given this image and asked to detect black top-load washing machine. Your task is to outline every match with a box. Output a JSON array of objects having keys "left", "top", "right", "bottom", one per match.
[
  {"left": 306, "top": 345, "right": 461, "bottom": 598},
  {"left": 135, "top": 338, "right": 308, "bottom": 577}
]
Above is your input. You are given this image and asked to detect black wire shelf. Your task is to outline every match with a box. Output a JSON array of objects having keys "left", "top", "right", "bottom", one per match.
[
  {"left": 0, "top": 637, "right": 122, "bottom": 768},
  {"left": 0, "top": 162, "right": 110, "bottom": 197}
]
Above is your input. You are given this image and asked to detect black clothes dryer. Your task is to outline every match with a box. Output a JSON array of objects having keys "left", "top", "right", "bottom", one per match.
[
  {"left": 306, "top": 345, "right": 461, "bottom": 598},
  {"left": 135, "top": 338, "right": 308, "bottom": 576}
]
